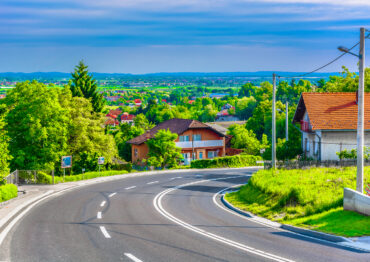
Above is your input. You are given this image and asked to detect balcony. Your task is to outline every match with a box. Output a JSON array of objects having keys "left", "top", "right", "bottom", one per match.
[{"left": 175, "top": 140, "right": 223, "bottom": 148}]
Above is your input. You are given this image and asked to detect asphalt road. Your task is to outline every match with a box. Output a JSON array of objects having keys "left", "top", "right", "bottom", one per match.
[{"left": 1, "top": 169, "right": 369, "bottom": 262}]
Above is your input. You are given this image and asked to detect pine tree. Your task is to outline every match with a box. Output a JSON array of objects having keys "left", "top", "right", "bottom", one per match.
[{"left": 70, "top": 61, "right": 105, "bottom": 112}]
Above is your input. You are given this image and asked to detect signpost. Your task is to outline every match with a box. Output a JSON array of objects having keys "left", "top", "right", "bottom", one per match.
[
  {"left": 61, "top": 156, "right": 72, "bottom": 182},
  {"left": 98, "top": 157, "right": 105, "bottom": 172}
]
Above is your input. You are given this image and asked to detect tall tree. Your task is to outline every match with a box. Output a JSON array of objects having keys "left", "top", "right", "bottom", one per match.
[
  {"left": 3, "top": 81, "right": 70, "bottom": 170},
  {"left": 0, "top": 103, "right": 11, "bottom": 177},
  {"left": 70, "top": 61, "right": 105, "bottom": 112}
]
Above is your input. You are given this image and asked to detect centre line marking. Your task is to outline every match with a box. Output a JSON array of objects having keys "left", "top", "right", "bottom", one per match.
[
  {"left": 153, "top": 175, "right": 295, "bottom": 262},
  {"left": 125, "top": 253, "right": 143, "bottom": 262},
  {"left": 108, "top": 192, "right": 117, "bottom": 198},
  {"left": 100, "top": 201, "right": 106, "bottom": 207},
  {"left": 125, "top": 186, "right": 136, "bottom": 190},
  {"left": 170, "top": 176, "right": 182, "bottom": 180},
  {"left": 124, "top": 253, "right": 143, "bottom": 262},
  {"left": 97, "top": 212, "right": 102, "bottom": 219},
  {"left": 99, "top": 226, "right": 111, "bottom": 238},
  {"left": 147, "top": 181, "right": 158, "bottom": 184}
]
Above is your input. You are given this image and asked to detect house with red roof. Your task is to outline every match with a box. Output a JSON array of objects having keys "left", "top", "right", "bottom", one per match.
[
  {"left": 121, "top": 112, "right": 135, "bottom": 124},
  {"left": 127, "top": 118, "right": 226, "bottom": 165},
  {"left": 293, "top": 92, "right": 370, "bottom": 161},
  {"left": 134, "top": 99, "right": 142, "bottom": 106}
]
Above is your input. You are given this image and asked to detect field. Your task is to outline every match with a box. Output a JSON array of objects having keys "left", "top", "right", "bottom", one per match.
[{"left": 225, "top": 167, "right": 370, "bottom": 237}]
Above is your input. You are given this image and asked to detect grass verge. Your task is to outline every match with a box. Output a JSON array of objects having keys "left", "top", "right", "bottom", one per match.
[
  {"left": 37, "top": 170, "right": 128, "bottom": 184},
  {"left": 0, "top": 184, "right": 18, "bottom": 202},
  {"left": 225, "top": 167, "right": 370, "bottom": 237}
]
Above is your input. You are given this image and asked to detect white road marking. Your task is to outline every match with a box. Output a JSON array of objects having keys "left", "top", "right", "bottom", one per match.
[
  {"left": 153, "top": 176, "right": 295, "bottom": 262},
  {"left": 100, "top": 201, "right": 106, "bottom": 207},
  {"left": 108, "top": 192, "right": 117, "bottom": 198},
  {"left": 147, "top": 181, "right": 158, "bottom": 184},
  {"left": 125, "top": 186, "right": 136, "bottom": 190},
  {"left": 99, "top": 226, "right": 111, "bottom": 238},
  {"left": 170, "top": 176, "right": 182, "bottom": 180},
  {"left": 124, "top": 253, "right": 143, "bottom": 262},
  {"left": 97, "top": 212, "right": 102, "bottom": 219}
]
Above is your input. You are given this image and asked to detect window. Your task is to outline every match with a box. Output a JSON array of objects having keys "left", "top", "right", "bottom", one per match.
[
  {"left": 179, "top": 135, "right": 190, "bottom": 142},
  {"left": 192, "top": 134, "right": 201, "bottom": 141},
  {"left": 199, "top": 152, "right": 203, "bottom": 159},
  {"left": 134, "top": 148, "right": 138, "bottom": 157},
  {"left": 305, "top": 139, "right": 310, "bottom": 152},
  {"left": 208, "top": 151, "right": 218, "bottom": 159}
]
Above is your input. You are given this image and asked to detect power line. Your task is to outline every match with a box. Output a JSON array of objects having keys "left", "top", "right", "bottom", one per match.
[{"left": 277, "top": 31, "right": 370, "bottom": 79}]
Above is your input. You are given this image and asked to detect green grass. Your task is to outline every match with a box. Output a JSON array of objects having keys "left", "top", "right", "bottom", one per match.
[
  {"left": 225, "top": 167, "right": 370, "bottom": 237},
  {"left": 0, "top": 184, "right": 18, "bottom": 202},
  {"left": 37, "top": 170, "right": 128, "bottom": 184}
]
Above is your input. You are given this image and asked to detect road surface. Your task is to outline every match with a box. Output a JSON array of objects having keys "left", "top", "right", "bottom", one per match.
[{"left": 1, "top": 168, "right": 369, "bottom": 262}]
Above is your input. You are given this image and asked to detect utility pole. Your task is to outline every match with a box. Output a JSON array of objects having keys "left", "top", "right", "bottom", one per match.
[
  {"left": 286, "top": 100, "right": 289, "bottom": 141},
  {"left": 357, "top": 27, "right": 365, "bottom": 193},
  {"left": 272, "top": 73, "right": 276, "bottom": 169}
]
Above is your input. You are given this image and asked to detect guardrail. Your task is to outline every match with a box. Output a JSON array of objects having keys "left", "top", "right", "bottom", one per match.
[{"left": 264, "top": 159, "right": 370, "bottom": 169}]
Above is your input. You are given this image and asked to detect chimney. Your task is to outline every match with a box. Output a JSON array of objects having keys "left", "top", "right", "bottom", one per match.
[{"left": 145, "top": 132, "right": 150, "bottom": 140}]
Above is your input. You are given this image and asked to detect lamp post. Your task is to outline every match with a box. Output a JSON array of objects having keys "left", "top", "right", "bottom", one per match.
[
  {"left": 272, "top": 73, "right": 276, "bottom": 169},
  {"left": 338, "top": 27, "right": 366, "bottom": 193}
]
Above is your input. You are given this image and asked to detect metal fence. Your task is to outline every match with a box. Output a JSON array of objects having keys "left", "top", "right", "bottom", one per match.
[
  {"left": 264, "top": 159, "right": 370, "bottom": 169},
  {"left": 3, "top": 170, "right": 55, "bottom": 185},
  {"left": 4, "top": 170, "right": 19, "bottom": 185}
]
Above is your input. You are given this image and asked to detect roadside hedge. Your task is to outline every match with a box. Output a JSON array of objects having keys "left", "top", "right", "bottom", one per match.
[
  {"left": 190, "top": 155, "right": 262, "bottom": 169},
  {"left": 0, "top": 184, "right": 18, "bottom": 202},
  {"left": 36, "top": 170, "right": 129, "bottom": 184}
]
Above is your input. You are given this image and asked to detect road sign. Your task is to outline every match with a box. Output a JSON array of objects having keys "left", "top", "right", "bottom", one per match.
[
  {"left": 98, "top": 157, "right": 105, "bottom": 165},
  {"left": 61, "top": 156, "right": 72, "bottom": 168}
]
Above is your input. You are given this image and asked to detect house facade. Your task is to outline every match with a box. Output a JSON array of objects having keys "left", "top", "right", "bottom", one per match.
[
  {"left": 293, "top": 92, "right": 370, "bottom": 161},
  {"left": 127, "top": 118, "right": 226, "bottom": 165}
]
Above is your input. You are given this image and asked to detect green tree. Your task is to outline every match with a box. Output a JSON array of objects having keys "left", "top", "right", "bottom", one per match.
[
  {"left": 0, "top": 103, "right": 11, "bottom": 177},
  {"left": 238, "top": 83, "right": 256, "bottom": 98},
  {"left": 63, "top": 94, "right": 118, "bottom": 173},
  {"left": 115, "top": 124, "right": 145, "bottom": 162},
  {"left": 235, "top": 96, "right": 257, "bottom": 120},
  {"left": 70, "top": 61, "right": 105, "bottom": 112},
  {"left": 3, "top": 81, "right": 70, "bottom": 170},
  {"left": 227, "top": 124, "right": 263, "bottom": 155},
  {"left": 146, "top": 129, "right": 182, "bottom": 168}
]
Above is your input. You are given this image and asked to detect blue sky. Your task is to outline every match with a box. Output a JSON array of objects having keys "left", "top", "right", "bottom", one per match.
[{"left": 1, "top": 0, "right": 370, "bottom": 73}]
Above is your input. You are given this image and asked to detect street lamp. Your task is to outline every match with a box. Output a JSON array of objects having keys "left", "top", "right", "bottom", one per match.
[{"left": 338, "top": 27, "right": 366, "bottom": 193}]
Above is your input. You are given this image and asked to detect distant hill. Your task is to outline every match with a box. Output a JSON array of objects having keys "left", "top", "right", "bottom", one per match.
[{"left": 0, "top": 71, "right": 341, "bottom": 80}]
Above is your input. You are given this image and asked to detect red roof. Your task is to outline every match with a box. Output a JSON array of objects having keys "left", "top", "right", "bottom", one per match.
[
  {"left": 134, "top": 99, "right": 142, "bottom": 103},
  {"left": 293, "top": 92, "right": 370, "bottom": 130},
  {"left": 188, "top": 100, "right": 195, "bottom": 104},
  {"left": 106, "top": 113, "right": 117, "bottom": 119},
  {"left": 127, "top": 118, "right": 225, "bottom": 145},
  {"left": 105, "top": 119, "right": 119, "bottom": 126},
  {"left": 121, "top": 114, "right": 135, "bottom": 121}
]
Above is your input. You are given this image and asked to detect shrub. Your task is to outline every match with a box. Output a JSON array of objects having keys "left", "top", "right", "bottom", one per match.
[
  {"left": 36, "top": 171, "right": 53, "bottom": 184},
  {"left": 0, "top": 184, "right": 18, "bottom": 202},
  {"left": 190, "top": 155, "right": 262, "bottom": 169}
]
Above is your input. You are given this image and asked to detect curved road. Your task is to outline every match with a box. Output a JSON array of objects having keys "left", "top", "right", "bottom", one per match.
[{"left": 1, "top": 169, "right": 369, "bottom": 262}]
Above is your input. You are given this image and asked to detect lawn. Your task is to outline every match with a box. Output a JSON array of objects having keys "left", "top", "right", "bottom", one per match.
[{"left": 225, "top": 167, "right": 370, "bottom": 237}]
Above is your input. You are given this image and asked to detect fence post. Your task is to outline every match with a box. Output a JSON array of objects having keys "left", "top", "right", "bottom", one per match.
[
  {"left": 52, "top": 170, "right": 55, "bottom": 185},
  {"left": 34, "top": 170, "right": 37, "bottom": 183},
  {"left": 16, "top": 169, "right": 19, "bottom": 185}
]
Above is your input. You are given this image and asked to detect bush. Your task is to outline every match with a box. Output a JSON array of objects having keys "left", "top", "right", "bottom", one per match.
[
  {"left": 34, "top": 170, "right": 129, "bottom": 184},
  {"left": 190, "top": 154, "right": 262, "bottom": 169},
  {"left": 0, "top": 184, "right": 18, "bottom": 202},
  {"left": 36, "top": 171, "right": 54, "bottom": 184}
]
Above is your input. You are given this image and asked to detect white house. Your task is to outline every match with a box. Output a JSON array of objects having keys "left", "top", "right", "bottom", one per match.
[{"left": 293, "top": 92, "right": 370, "bottom": 161}]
